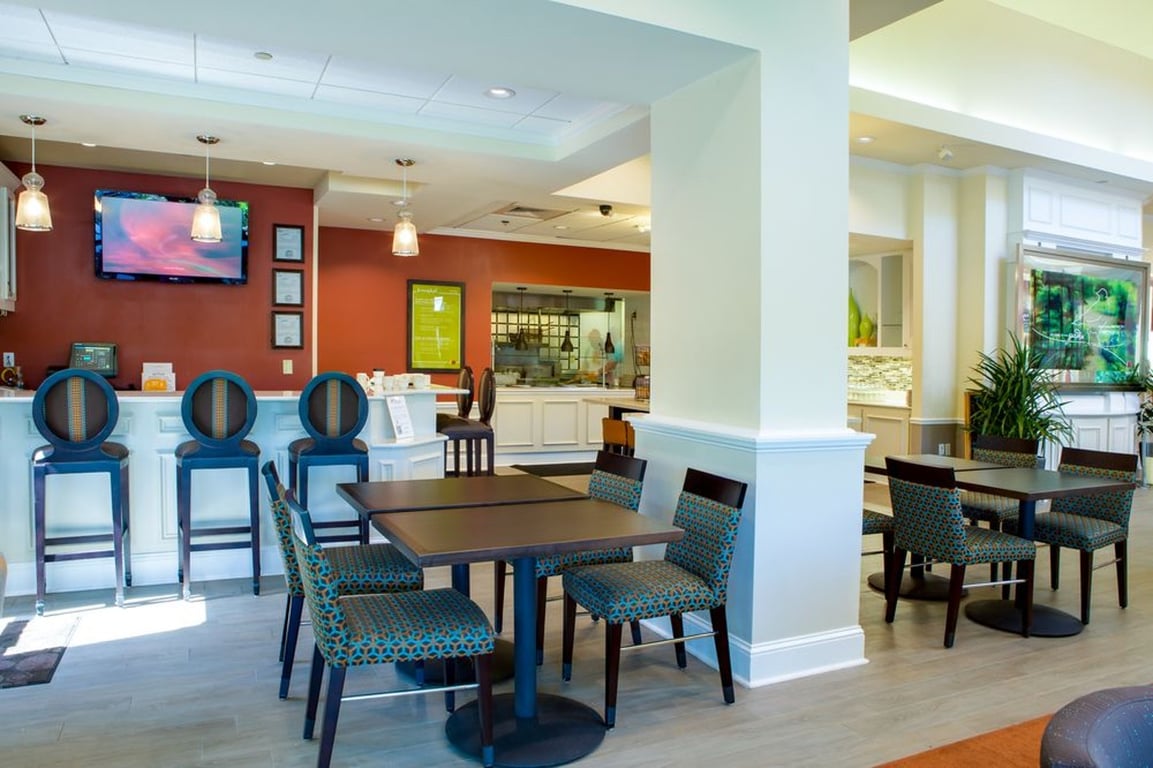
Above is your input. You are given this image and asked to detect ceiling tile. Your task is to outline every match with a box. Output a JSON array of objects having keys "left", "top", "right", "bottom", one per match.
[
  {"left": 321, "top": 59, "right": 450, "bottom": 99},
  {"left": 418, "top": 101, "right": 523, "bottom": 128},
  {"left": 533, "top": 93, "right": 623, "bottom": 122},
  {"left": 196, "top": 36, "right": 328, "bottom": 82},
  {"left": 0, "top": 4, "right": 61, "bottom": 61},
  {"left": 313, "top": 84, "right": 426, "bottom": 113},
  {"left": 512, "top": 115, "right": 571, "bottom": 136},
  {"left": 60, "top": 49, "right": 194, "bottom": 81},
  {"left": 196, "top": 67, "right": 318, "bottom": 97},
  {"left": 435, "top": 75, "right": 557, "bottom": 113},
  {"left": 459, "top": 213, "right": 541, "bottom": 232},
  {"left": 44, "top": 11, "right": 193, "bottom": 63}
]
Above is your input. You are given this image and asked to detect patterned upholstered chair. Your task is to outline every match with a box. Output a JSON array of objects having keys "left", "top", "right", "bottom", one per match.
[
  {"left": 1007, "top": 447, "right": 1137, "bottom": 625},
  {"left": 288, "top": 372, "right": 370, "bottom": 544},
  {"left": 175, "top": 370, "right": 261, "bottom": 599},
  {"left": 561, "top": 468, "right": 749, "bottom": 728},
  {"left": 861, "top": 508, "right": 894, "bottom": 587},
  {"left": 31, "top": 368, "right": 131, "bottom": 615},
  {"left": 260, "top": 461, "right": 423, "bottom": 699},
  {"left": 884, "top": 457, "right": 1037, "bottom": 647},
  {"left": 438, "top": 367, "right": 496, "bottom": 476},
  {"left": 961, "top": 435, "right": 1039, "bottom": 585},
  {"left": 492, "top": 450, "right": 647, "bottom": 663},
  {"left": 1041, "top": 685, "right": 1153, "bottom": 767},
  {"left": 287, "top": 493, "right": 495, "bottom": 768}
]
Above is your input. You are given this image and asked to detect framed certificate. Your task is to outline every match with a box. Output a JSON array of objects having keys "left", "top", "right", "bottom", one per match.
[
  {"left": 273, "top": 224, "right": 304, "bottom": 262},
  {"left": 407, "top": 280, "right": 464, "bottom": 372},
  {"left": 272, "top": 311, "right": 303, "bottom": 349},
  {"left": 272, "top": 269, "right": 304, "bottom": 306}
]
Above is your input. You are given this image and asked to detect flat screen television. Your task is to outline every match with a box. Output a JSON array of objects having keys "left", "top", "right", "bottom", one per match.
[{"left": 94, "top": 189, "right": 249, "bottom": 284}]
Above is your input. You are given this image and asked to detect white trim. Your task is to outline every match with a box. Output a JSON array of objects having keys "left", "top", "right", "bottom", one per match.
[{"left": 634, "top": 415, "right": 873, "bottom": 453}]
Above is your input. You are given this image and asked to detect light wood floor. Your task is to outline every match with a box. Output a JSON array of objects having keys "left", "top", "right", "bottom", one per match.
[{"left": 3, "top": 476, "right": 1152, "bottom": 767}]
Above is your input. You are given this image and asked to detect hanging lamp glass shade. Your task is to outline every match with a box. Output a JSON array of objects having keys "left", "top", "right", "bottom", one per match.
[
  {"left": 560, "top": 329, "right": 574, "bottom": 353},
  {"left": 190, "top": 187, "right": 222, "bottom": 243},
  {"left": 15, "top": 170, "right": 52, "bottom": 231},
  {"left": 604, "top": 332, "right": 615, "bottom": 354},
  {"left": 392, "top": 210, "right": 419, "bottom": 256}
]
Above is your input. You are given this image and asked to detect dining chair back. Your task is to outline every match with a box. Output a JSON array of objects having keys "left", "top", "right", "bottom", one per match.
[
  {"left": 561, "top": 467, "right": 748, "bottom": 727},
  {"left": 439, "top": 367, "right": 496, "bottom": 476},
  {"left": 861, "top": 508, "right": 894, "bottom": 588},
  {"left": 175, "top": 370, "right": 261, "bottom": 599},
  {"left": 288, "top": 372, "right": 370, "bottom": 544},
  {"left": 31, "top": 368, "right": 131, "bottom": 615},
  {"left": 287, "top": 493, "right": 495, "bottom": 768},
  {"left": 885, "top": 457, "right": 1036, "bottom": 647},
  {"left": 962, "top": 435, "right": 1040, "bottom": 582},
  {"left": 262, "top": 461, "right": 422, "bottom": 699}
]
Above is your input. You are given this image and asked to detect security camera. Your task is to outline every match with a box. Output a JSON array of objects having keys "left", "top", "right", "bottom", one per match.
[
  {"left": 937, "top": 146, "right": 954, "bottom": 162},
  {"left": 599, "top": 204, "right": 613, "bottom": 217}
]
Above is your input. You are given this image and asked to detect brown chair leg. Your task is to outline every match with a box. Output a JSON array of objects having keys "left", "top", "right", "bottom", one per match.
[
  {"left": 710, "top": 605, "right": 735, "bottom": 704},
  {"left": 881, "top": 529, "right": 894, "bottom": 591},
  {"left": 535, "top": 575, "right": 548, "bottom": 666},
  {"left": 943, "top": 563, "right": 966, "bottom": 648},
  {"left": 1115, "top": 540, "right": 1128, "bottom": 609},
  {"left": 318, "top": 665, "right": 346, "bottom": 768},
  {"left": 1079, "top": 549, "right": 1094, "bottom": 625},
  {"left": 1050, "top": 544, "right": 1061, "bottom": 590},
  {"left": 604, "top": 622, "right": 624, "bottom": 728},
  {"left": 304, "top": 644, "right": 325, "bottom": 739},
  {"left": 475, "top": 653, "right": 495, "bottom": 767},
  {"left": 885, "top": 548, "right": 907, "bottom": 623},
  {"left": 561, "top": 593, "right": 577, "bottom": 681},
  {"left": 493, "top": 561, "right": 507, "bottom": 633},
  {"left": 1019, "top": 558, "right": 1035, "bottom": 638},
  {"left": 1001, "top": 560, "right": 1014, "bottom": 600},
  {"left": 669, "top": 613, "right": 687, "bottom": 668}
]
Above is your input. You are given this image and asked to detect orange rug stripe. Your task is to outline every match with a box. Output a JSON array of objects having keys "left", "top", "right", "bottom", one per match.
[{"left": 875, "top": 715, "right": 1050, "bottom": 767}]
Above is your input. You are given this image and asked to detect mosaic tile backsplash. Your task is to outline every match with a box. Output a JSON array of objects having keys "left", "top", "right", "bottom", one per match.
[{"left": 848, "top": 355, "right": 912, "bottom": 391}]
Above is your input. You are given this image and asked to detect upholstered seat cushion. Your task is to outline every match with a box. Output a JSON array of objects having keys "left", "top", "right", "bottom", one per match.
[
  {"left": 862, "top": 508, "right": 894, "bottom": 535},
  {"left": 536, "top": 546, "right": 632, "bottom": 579},
  {"left": 288, "top": 436, "right": 368, "bottom": 456},
  {"left": 436, "top": 412, "right": 471, "bottom": 430},
  {"left": 334, "top": 589, "right": 495, "bottom": 666},
  {"left": 1006, "top": 511, "right": 1127, "bottom": 551},
  {"left": 32, "top": 440, "right": 129, "bottom": 464},
  {"left": 438, "top": 420, "right": 493, "bottom": 438},
  {"left": 563, "top": 560, "right": 717, "bottom": 624},
  {"left": 1041, "top": 685, "right": 1153, "bottom": 767},
  {"left": 175, "top": 438, "right": 260, "bottom": 460},
  {"left": 959, "top": 490, "right": 1020, "bottom": 523},
  {"left": 959, "top": 525, "right": 1036, "bottom": 564}
]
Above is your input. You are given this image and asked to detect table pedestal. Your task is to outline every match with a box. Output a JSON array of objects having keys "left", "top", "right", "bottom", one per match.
[
  {"left": 446, "top": 693, "right": 606, "bottom": 768},
  {"left": 964, "top": 600, "right": 1083, "bottom": 637},
  {"left": 866, "top": 556, "right": 966, "bottom": 602}
]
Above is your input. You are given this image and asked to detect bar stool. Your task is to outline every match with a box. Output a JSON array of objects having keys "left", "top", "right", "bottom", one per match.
[
  {"left": 288, "top": 371, "right": 369, "bottom": 543},
  {"left": 438, "top": 367, "right": 495, "bottom": 476},
  {"left": 437, "top": 366, "right": 475, "bottom": 474},
  {"left": 175, "top": 370, "right": 261, "bottom": 599},
  {"left": 31, "top": 368, "right": 131, "bottom": 615}
]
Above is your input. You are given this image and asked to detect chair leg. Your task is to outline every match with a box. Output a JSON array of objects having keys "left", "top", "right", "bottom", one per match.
[
  {"left": 304, "top": 644, "right": 325, "bottom": 739},
  {"left": 535, "top": 575, "right": 548, "bottom": 666},
  {"left": 317, "top": 665, "right": 346, "bottom": 768},
  {"left": 1050, "top": 544, "right": 1061, "bottom": 590},
  {"left": 881, "top": 529, "right": 894, "bottom": 592},
  {"left": 562, "top": 593, "right": 577, "bottom": 681},
  {"left": 944, "top": 563, "right": 966, "bottom": 648},
  {"left": 280, "top": 594, "right": 304, "bottom": 699},
  {"left": 629, "top": 620, "right": 642, "bottom": 646},
  {"left": 279, "top": 594, "right": 291, "bottom": 662},
  {"left": 493, "top": 561, "right": 507, "bottom": 633},
  {"left": 33, "top": 466, "right": 47, "bottom": 616},
  {"left": 885, "top": 548, "right": 908, "bottom": 623},
  {"left": 1115, "top": 540, "right": 1128, "bottom": 610},
  {"left": 670, "top": 614, "right": 687, "bottom": 669},
  {"left": 444, "top": 651, "right": 456, "bottom": 713},
  {"left": 248, "top": 465, "right": 261, "bottom": 596},
  {"left": 475, "top": 653, "right": 495, "bottom": 768},
  {"left": 177, "top": 465, "right": 192, "bottom": 600},
  {"left": 1002, "top": 560, "right": 1014, "bottom": 600},
  {"left": 710, "top": 605, "right": 735, "bottom": 704},
  {"left": 987, "top": 520, "right": 1001, "bottom": 583},
  {"left": 604, "top": 622, "right": 624, "bottom": 729},
  {"left": 1019, "top": 559, "right": 1035, "bottom": 638},
  {"left": 120, "top": 461, "right": 132, "bottom": 588},
  {"left": 1079, "top": 549, "right": 1094, "bottom": 625}
]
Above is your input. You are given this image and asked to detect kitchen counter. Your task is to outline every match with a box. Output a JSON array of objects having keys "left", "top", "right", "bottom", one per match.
[{"left": 489, "top": 387, "right": 637, "bottom": 464}]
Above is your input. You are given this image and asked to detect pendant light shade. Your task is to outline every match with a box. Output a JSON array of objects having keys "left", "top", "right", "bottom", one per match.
[
  {"left": 560, "top": 289, "right": 575, "bottom": 353},
  {"left": 514, "top": 287, "right": 529, "bottom": 350},
  {"left": 392, "top": 158, "right": 419, "bottom": 257},
  {"left": 191, "top": 135, "right": 222, "bottom": 243},
  {"left": 603, "top": 292, "right": 616, "bottom": 355},
  {"left": 15, "top": 115, "right": 52, "bottom": 232}
]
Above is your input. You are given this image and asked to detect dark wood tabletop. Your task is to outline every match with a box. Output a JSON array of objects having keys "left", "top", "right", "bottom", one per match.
[
  {"left": 952, "top": 467, "right": 1135, "bottom": 501},
  {"left": 371, "top": 497, "right": 684, "bottom": 567},
  {"left": 865, "top": 454, "right": 1015, "bottom": 474},
  {"left": 336, "top": 474, "right": 588, "bottom": 517}
]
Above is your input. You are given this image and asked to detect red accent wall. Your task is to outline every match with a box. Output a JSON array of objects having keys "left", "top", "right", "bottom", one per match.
[
  {"left": 316, "top": 229, "right": 650, "bottom": 385},
  {"left": 2, "top": 163, "right": 313, "bottom": 389}
]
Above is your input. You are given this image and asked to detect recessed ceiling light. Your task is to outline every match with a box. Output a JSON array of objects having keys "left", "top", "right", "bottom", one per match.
[
  {"left": 484, "top": 86, "right": 516, "bottom": 100},
  {"left": 79, "top": 141, "right": 97, "bottom": 148},
  {"left": 855, "top": 135, "right": 875, "bottom": 144},
  {"left": 253, "top": 51, "right": 273, "bottom": 61},
  {"left": 553, "top": 225, "right": 568, "bottom": 230},
  {"left": 261, "top": 160, "right": 277, "bottom": 166},
  {"left": 367, "top": 216, "right": 385, "bottom": 223}
]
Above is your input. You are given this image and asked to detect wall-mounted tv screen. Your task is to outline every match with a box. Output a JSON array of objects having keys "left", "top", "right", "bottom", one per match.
[{"left": 94, "top": 189, "right": 249, "bottom": 284}]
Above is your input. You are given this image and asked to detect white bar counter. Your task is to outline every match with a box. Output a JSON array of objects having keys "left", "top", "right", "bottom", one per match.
[
  {"left": 487, "top": 386, "right": 637, "bottom": 465},
  {"left": 0, "top": 385, "right": 457, "bottom": 599}
]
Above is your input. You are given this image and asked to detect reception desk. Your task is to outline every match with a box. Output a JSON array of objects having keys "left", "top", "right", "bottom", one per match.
[{"left": 0, "top": 385, "right": 456, "bottom": 599}]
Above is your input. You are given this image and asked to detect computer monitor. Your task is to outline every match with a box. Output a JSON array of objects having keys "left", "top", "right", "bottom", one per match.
[{"left": 69, "top": 342, "right": 118, "bottom": 377}]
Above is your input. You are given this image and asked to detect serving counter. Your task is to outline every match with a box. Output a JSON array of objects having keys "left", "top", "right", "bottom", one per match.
[
  {"left": 0, "top": 385, "right": 457, "bottom": 599},
  {"left": 484, "top": 386, "right": 638, "bottom": 465}
]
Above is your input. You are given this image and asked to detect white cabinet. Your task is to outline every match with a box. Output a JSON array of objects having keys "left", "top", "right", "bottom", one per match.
[
  {"left": 849, "top": 252, "right": 908, "bottom": 353},
  {"left": 849, "top": 403, "right": 910, "bottom": 465},
  {"left": 490, "top": 388, "right": 634, "bottom": 464},
  {"left": 1042, "top": 391, "right": 1139, "bottom": 468}
]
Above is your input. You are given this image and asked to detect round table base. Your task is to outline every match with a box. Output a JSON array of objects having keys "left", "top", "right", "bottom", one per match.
[
  {"left": 397, "top": 638, "right": 515, "bottom": 685},
  {"left": 866, "top": 571, "right": 966, "bottom": 601},
  {"left": 446, "top": 692, "right": 606, "bottom": 768},
  {"left": 964, "top": 599, "right": 1083, "bottom": 638}
]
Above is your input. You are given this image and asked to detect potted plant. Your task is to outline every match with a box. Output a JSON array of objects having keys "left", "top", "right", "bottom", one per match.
[{"left": 967, "top": 333, "right": 1073, "bottom": 447}]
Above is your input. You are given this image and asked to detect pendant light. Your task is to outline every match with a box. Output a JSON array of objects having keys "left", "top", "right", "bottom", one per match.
[
  {"left": 603, "top": 292, "right": 616, "bottom": 354},
  {"left": 392, "top": 158, "right": 419, "bottom": 257},
  {"left": 514, "top": 287, "right": 529, "bottom": 350},
  {"left": 14, "top": 114, "right": 52, "bottom": 232},
  {"left": 560, "top": 289, "right": 575, "bottom": 353},
  {"left": 190, "top": 135, "right": 222, "bottom": 243}
]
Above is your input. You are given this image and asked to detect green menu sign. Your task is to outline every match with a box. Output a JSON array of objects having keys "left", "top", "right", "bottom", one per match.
[{"left": 407, "top": 280, "right": 465, "bottom": 372}]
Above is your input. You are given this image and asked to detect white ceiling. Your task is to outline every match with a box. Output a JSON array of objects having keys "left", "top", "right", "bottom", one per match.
[{"left": 0, "top": 0, "right": 1152, "bottom": 254}]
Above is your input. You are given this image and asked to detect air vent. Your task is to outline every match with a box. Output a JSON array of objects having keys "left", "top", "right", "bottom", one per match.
[{"left": 494, "top": 204, "right": 571, "bottom": 221}]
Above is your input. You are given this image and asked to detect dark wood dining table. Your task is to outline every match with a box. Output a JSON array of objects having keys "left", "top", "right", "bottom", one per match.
[
  {"left": 952, "top": 466, "right": 1136, "bottom": 637},
  {"left": 371, "top": 497, "right": 684, "bottom": 768}
]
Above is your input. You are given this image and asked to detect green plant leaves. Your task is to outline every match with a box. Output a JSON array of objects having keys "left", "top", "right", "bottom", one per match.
[{"left": 967, "top": 333, "right": 1073, "bottom": 443}]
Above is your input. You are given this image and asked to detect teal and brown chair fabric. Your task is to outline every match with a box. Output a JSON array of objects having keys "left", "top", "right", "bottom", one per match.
[
  {"left": 884, "top": 457, "right": 1037, "bottom": 647},
  {"left": 492, "top": 450, "right": 647, "bottom": 663},
  {"left": 31, "top": 368, "right": 131, "bottom": 616},
  {"left": 287, "top": 493, "right": 495, "bottom": 768},
  {"left": 288, "top": 371, "right": 370, "bottom": 544},
  {"left": 861, "top": 508, "right": 894, "bottom": 587},
  {"left": 176, "top": 370, "right": 261, "bottom": 599},
  {"left": 260, "top": 461, "right": 423, "bottom": 700},
  {"left": 961, "top": 434, "right": 1039, "bottom": 530},
  {"left": 561, "top": 468, "right": 748, "bottom": 728},
  {"left": 1009, "top": 446, "right": 1137, "bottom": 625}
]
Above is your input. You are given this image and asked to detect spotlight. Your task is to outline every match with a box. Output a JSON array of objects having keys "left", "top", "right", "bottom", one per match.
[{"left": 937, "top": 146, "right": 954, "bottom": 162}]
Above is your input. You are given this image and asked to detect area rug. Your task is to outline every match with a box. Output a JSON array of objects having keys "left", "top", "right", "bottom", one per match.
[
  {"left": 875, "top": 715, "right": 1050, "bottom": 767},
  {"left": 511, "top": 462, "right": 595, "bottom": 477},
  {"left": 0, "top": 616, "right": 79, "bottom": 688}
]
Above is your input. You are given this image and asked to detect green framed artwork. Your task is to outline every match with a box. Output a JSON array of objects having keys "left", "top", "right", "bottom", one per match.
[
  {"left": 407, "top": 280, "right": 465, "bottom": 372},
  {"left": 1015, "top": 246, "right": 1149, "bottom": 387}
]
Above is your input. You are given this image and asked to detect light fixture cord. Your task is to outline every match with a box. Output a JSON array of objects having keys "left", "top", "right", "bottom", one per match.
[
  {"left": 29, "top": 122, "right": 36, "bottom": 172},
  {"left": 401, "top": 163, "right": 408, "bottom": 204},
  {"left": 204, "top": 141, "right": 211, "bottom": 188}
]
